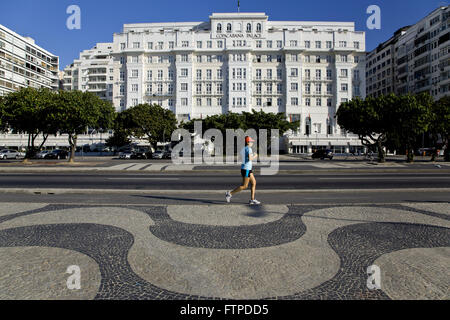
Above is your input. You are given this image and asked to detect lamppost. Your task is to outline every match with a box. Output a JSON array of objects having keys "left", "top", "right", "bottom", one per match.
[{"left": 315, "top": 130, "right": 319, "bottom": 152}]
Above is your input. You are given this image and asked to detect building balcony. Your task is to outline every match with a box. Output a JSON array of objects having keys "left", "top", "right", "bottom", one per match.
[{"left": 144, "top": 92, "right": 174, "bottom": 97}]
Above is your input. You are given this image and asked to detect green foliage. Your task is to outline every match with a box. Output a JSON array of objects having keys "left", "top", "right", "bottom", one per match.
[
  {"left": 123, "top": 103, "right": 178, "bottom": 148},
  {"left": 430, "top": 95, "right": 450, "bottom": 161},
  {"left": 0, "top": 96, "right": 5, "bottom": 132}
]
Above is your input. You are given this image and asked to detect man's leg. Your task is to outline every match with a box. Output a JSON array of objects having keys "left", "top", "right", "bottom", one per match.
[{"left": 249, "top": 173, "right": 256, "bottom": 201}]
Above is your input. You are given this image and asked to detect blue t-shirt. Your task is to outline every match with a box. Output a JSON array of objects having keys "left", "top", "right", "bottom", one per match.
[{"left": 241, "top": 146, "right": 253, "bottom": 170}]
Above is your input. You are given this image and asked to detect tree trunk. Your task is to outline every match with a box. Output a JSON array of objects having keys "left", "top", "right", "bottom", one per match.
[
  {"left": 377, "top": 140, "right": 385, "bottom": 163},
  {"left": 406, "top": 145, "right": 414, "bottom": 163},
  {"left": 38, "top": 134, "right": 49, "bottom": 151},
  {"left": 68, "top": 134, "right": 77, "bottom": 163},
  {"left": 445, "top": 140, "right": 450, "bottom": 162}
]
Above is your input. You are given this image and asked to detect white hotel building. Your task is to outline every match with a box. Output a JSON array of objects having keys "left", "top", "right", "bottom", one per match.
[{"left": 111, "top": 12, "right": 366, "bottom": 153}]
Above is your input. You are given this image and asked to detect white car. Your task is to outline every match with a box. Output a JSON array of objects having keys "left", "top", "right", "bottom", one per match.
[
  {"left": 119, "top": 151, "right": 133, "bottom": 159},
  {"left": 0, "top": 149, "right": 24, "bottom": 160}
]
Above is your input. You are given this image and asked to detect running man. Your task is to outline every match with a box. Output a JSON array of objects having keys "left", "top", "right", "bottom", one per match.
[{"left": 226, "top": 136, "right": 261, "bottom": 205}]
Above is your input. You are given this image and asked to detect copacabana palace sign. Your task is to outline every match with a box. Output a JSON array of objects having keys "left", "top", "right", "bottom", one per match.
[{"left": 216, "top": 33, "right": 263, "bottom": 39}]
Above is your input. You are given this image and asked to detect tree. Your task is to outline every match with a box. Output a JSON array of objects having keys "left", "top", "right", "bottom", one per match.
[
  {"left": 56, "top": 90, "right": 113, "bottom": 162},
  {"left": 0, "top": 96, "right": 5, "bottom": 133},
  {"left": 105, "top": 110, "right": 132, "bottom": 152},
  {"left": 430, "top": 96, "right": 450, "bottom": 161},
  {"left": 386, "top": 93, "right": 433, "bottom": 163},
  {"left": 3, "top": 88, "right": 58, "bottom": 159},
  {"left": 126, "top": 103, "right": 178, "bottom": 150},
  {"left": 336, "top": 95, "right": 393, "bottom": 163}
]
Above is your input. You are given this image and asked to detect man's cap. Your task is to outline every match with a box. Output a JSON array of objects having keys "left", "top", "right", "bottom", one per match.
[{"left": 245, "top": 136, "right": 256, "bottom": 144}]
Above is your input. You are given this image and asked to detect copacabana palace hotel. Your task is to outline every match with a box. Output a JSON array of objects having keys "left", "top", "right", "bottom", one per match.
[{"left": 109, "top": 12, "right": 366, "bottom": 153}]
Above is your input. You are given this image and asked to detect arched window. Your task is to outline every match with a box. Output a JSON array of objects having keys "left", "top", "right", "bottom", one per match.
[
  {"left": 256, "top": 23, "right": 262, "bottom": 33},
  {"left": 246, "top": 23, "right": 252, "bottom": 33},
  {"left": 217, "top": 23, "right": 222, "bottom": 33},
  {"left": 227, "top": 23, "right": 232, "bottom": 33}
]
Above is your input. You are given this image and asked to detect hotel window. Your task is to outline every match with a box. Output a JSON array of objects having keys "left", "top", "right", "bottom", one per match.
[
  {"left": 267, "top": 40, "right": 272, "bottom": 48},
  {"left": 217, "top": 83, "right": 223, "bottom": 94},
  {"left": 168, "top": 84, "right": 174, "bottom": 94},
  {"left": 305, "top": 41, "right": 310, "bottom": 48},
  {"left": 291, "top": 68, "right": 298, "bottom": 77},
  {"left": 316, "top": 98, "right": 322, "bottom": 106},
  {"left": 327, "top": 69, "right": 332, "bottom": 80},
  {"left": 217, "top": 55, "right": 223, "bottom": 62},
  {"left": 256, "top": 83, "right": 262, "bottom": 93},
  {"left": 131, "top": 56, "right": 138, "bottom": 63},
  {"left": 339, "top": 41, "right": 347, "bottom": 48},
  {"left": 266, "top": 98, "right": 272, "bottom": 106},
  {"left": 181, "top": 83, "right": 188, "bottom": 91},
  {"left": 217, "top": 69, "right": 223, "bottom": 79},
  {"left": 217, "top": 23, "right": 222, "bottom": 33},
  {"left": 305, "top": 55, "right": 311, "bottom": 63},
  {"left": 305, "top": 69, "right": 310, "bottom": 80},
  {"left": 291, "top": 97, "right": 298, "bottom": 106},
  {"left": 290, "top": 40, "right": 298, "bottom": 47},
  {"left": 207, "top": 55, "right": 212, "bottom": 63},
  {"left": 326, "top": 41, "right": 332, "bottom": 49},
  {"left": 341, "top": 55, "right": 348, "bottom": 62},
  {"left": 120, "top": 84, "right": 125, "bottom": 95},
  {"left": 196, "top": 83, "right": 202, "bottom": 94},
  {"left": 256, "top": 69, "right": 262, "bottom": 80},
  {"left": 148, "top": 42, "right": 153, "bottom": 49},
  {"left": 120, "top": 71, "right": 125, "bottom": 81},
  {"left": 218, "top": 98, "right": 222, "bottom": 106},
  {"left": 277, "top": 69, "right": 282, "bottom": 79},
  {"left": 168, "top": 99, "right": 174, "bottom": 107},
  {"left": 197, "top": 70, "right": 202, "bottom": 80},
  {"left": 180, "top": 69, "right": 188, "bottom": 77},
  {"left": 256, "top": 40, "right": 262, "bottom": 48},
  {"left": 181, "top": 98, "right": 188, "bottom": 106},
  {"left": 133, "top": 42, "right": 140, "bottom": 49},
  {"left": 277, "top": 98, "right": 282, "bottom": 106},
  {"left": 247, "top": 23, "right": 252, "bottom": 33},
  {"left": 277, "top": 40, "right": 283, "bottom": 48},
  {"left": 169, "top": 42, "right": 174, "bottom": 49},
  {"left": 182, "top": 41, "right": 189, "bottom": 47},
  {"left": 305, "top": 83, "right": 311, "bottom": 94},
  {"left": 158, "top": 56, "right": 163, "bottom": 63},
  {"left": 147, "top": 56, "right": 153, "bottom": 63},
  {"left": 120, "top": 57, "right": 125, "bottom": 64},
  {"left": 316, "top": 56, "right": 321, "bottom": 63},
  {"left": 132, "top": 70, "right": 138, "bottom": 78},
  {"left": 354, "top": 70, "right": 360, "bottom": 79},
  {"left": 181, "top": 54, "right": 188, "bottom": 62},
  {"left": 291, "top": 54, "right": 298, "bottom": 62},
  {"left": 206, "top": 83, "right": 212, "bottom": 93},
  {"left": 157, "top": 42, "right": 163, "bottom": 50},
  {"left": 267, "top": 69, "right": 272, "bottom": 79},
  {"left": 207, "top": 98, "right": 212, "bottom": 106},
  {"left": 291, "top": 83, "right": 298, "bottom": 91},
  {"left": 277, "top": 83, "right": 283, "bottom": 94},
  {"left": 341, "top": 83, "right": 348, "bottom": 92},
  {"left": 120, "top": 43, "right": 126, "bottom": 50},
  {"left": 267, "top": 83, "right": 272, "bottom": 94},
  {"left": 131, "top": 84, "right": 138, "bottom": 92},
  {"left": 305, "top": 98, "right": 311, "bottom": 107},
  {"left": 256, "top": 98, "right": 262, "bottom": 106},
  {"left": 132, "top": 99, "right": 138, "bottom": 106},
  {"left": 305, "top": 117, "right": 311, "bottom": 135},
  {"left": 197, "top": 41, "right": 202, "bottom": 49},
  {"left": 316, "top": 69, "right": 321, "bottom": 80},
  {"left": 207, "top": 41, "right": 212, "bottom": 48},
  {"left": 168, "top": 70, "right": 174, "bottom": 80},
  {"left": 196, "top": 98, "right": 202, "bottom": 106},
  {"left": 158, "top": 70, "right": 163, "bottom": 80},
  {"left": 354, "top": 41, "right": 360, "bottom": 49},
  {"left": 327, "top": 84, "right": 332, "bottom": 94},
  {"left": 277, "top": 55, "right": 282, "bottom": 62},
  {"left": 316, "top": 41, "right": 321, "bottom": 49},
  {"left": 315, "top": 83, "right": 321, "bottom": 93},
  {"left": 157, "top": 83, "right": 163, "bottom": 94},
  {"left": 227, "top": 23, "right": 232, "bottom": 33},
  {"left": 207, "top": 69, "right": 212, "bottom": 80},
  {"left": 256, "top": 23, "right": 262, "bottom": 33},
  {"left": 341, "top": 69, "right": 348, "bottom": 78},
  {"left": 217, "top": 40, "right": 223, "bottom": 48},
  {"left": 197, "top": 55, "right": 202, "bottom": 63}
]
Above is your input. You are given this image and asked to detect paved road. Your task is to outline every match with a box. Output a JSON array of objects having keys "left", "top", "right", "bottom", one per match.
[{"left": 0, "top": 172, "right": 449, "bottom": 190}]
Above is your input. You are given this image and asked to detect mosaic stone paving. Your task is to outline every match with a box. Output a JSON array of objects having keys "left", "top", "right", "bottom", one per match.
[{"left": 0, "top": 203, "right": 448, "bottom": 300}]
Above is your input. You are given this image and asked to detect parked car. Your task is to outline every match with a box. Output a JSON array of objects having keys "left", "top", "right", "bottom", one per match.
[
  {"left": 152, "top": 150, "right": 165, "bottom": 159},
  {"left": 44, "top": 149, "right": 69, "bottom": 160},
  {"left": 131, "top": 150, "right": 148, "bottom": 159},
  {"left": 164, "top": 150, "right": 172, "bottom": 159},
  {"left": 35, "top": 150, "right": 52, "bottom": 159},
  {"left": 312, "top": 149, "right": 334, "bottom": 160},
  {"left": 0, "top": 149, "right": 24, "bottom": 160},
  {"left": 119, "top": 151, "right": 133, "bottom": 159}
]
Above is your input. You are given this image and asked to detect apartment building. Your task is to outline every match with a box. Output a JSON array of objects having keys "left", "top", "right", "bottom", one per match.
[
  {"left": 62, "top": 42, "right": 114, "bottom": 102},
  {"left": 0, "top": 24, "right": 59, "bottom": 97},
  {"left": 367, "top": 6, "right": 450, "bottom": 101},
  {"left": 111, "top": 12, "right": 366, "bottom": 153}
]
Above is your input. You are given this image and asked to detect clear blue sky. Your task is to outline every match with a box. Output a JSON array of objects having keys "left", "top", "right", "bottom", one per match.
[{"left": 1, "top": 0, "right": 448, "bottom": 70}]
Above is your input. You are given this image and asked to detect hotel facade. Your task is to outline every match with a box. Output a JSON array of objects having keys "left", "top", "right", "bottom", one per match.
[{"left": 105, "top": 12, "right": 366, "bottom": 153}]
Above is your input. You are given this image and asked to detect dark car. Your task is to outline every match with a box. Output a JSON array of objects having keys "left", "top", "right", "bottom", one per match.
[
  {"left": 312, "top": 149, "right": 334, "bottom": 160},
  {"left": 44, "top": 149, "right": 69, "bottom": 160},
  {"left": 131, "top": 150, "right": 148, "bottom": 159}
]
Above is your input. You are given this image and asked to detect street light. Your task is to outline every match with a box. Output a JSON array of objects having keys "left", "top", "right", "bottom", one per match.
[{"left": 315, "top": 130, "right": 319, "bottom": 152}]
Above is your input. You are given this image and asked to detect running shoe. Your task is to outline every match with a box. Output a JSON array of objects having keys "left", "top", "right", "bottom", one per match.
[
  {"left": 226, "top": 191, "right": 232, "bottom": 203},
  {"left": 249, "top": 199, "right": 261, "bottom": 205}
]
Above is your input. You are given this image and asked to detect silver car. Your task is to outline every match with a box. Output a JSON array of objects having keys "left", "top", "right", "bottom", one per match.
[
  {"left": 35, "top": 150, "right": 51, "bottom": 159},
  {"left": 0, "top": 149, "right": 24, "bottom": 160}
]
